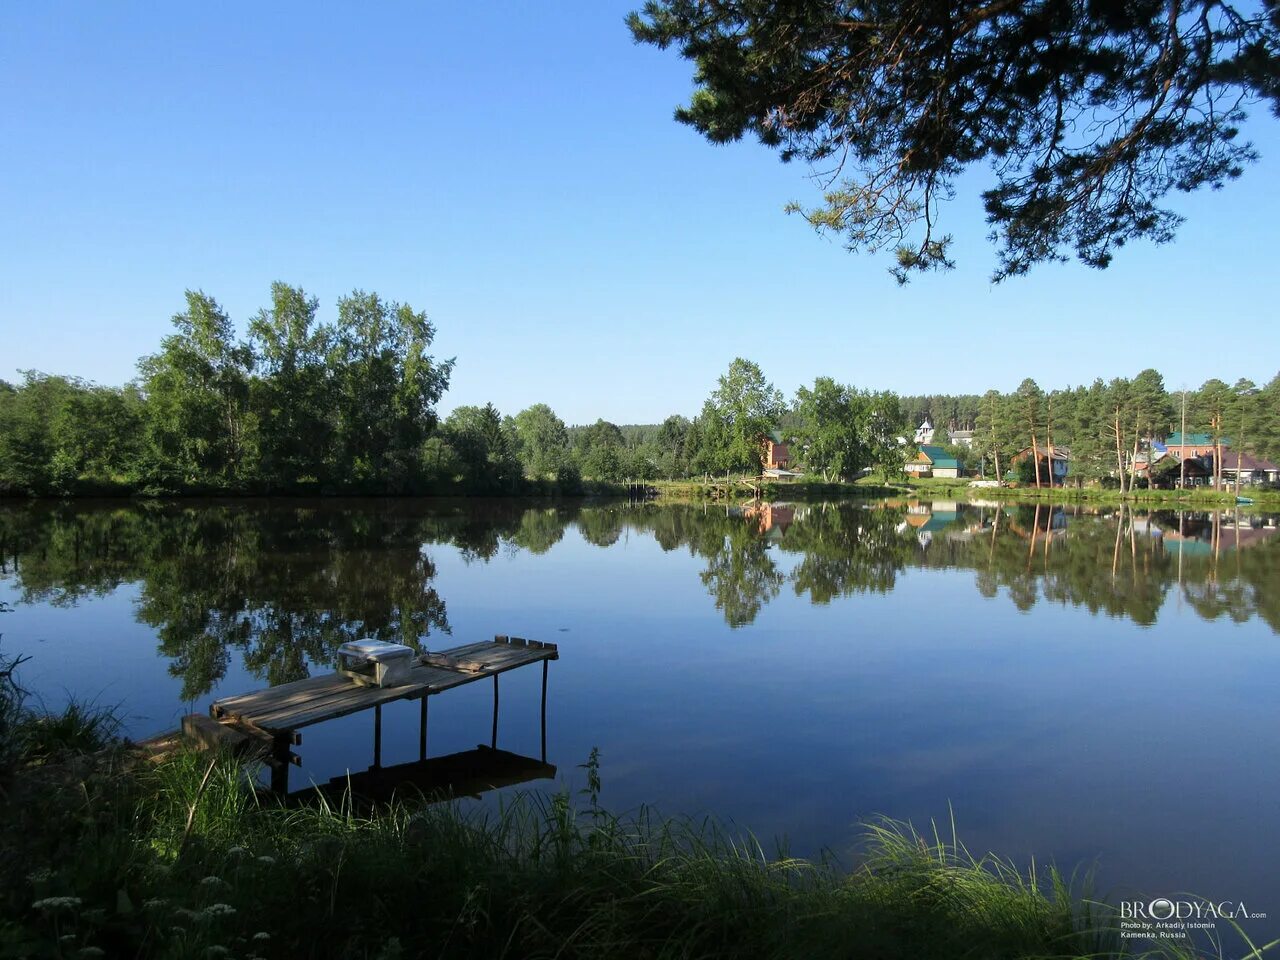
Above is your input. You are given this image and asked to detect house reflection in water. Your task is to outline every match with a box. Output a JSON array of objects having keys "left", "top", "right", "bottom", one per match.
[
  {"left": 741, "top": 502, "right": 797, "bottom": 540},
  {"left": 1153, "top": 512, "right": 1278, "bottom": 556}
]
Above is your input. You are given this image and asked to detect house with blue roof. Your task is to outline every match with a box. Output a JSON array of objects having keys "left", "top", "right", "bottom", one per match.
[{"left": 903, "top": 444, "right": 964, "bottom": 479}]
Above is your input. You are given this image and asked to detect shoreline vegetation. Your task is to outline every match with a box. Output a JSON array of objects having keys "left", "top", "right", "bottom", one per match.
[
  {"left": 1, "top": 682, "right": 1271, "bottom": 960},
  {"left": 3, "top": 286, "right": 1277, "bottom": 505}
]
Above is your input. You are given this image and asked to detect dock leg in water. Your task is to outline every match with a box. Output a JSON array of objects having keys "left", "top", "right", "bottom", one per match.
[
  {"left": 373, "top": 704, "right": 383, "bottom": 769},
  {"left": 491, "top": 674, "right": 499, "bottom": 749},
  {"left": 541, "top": 660, "right": 548, "bottom": 763},
  {"left": 419, "top": 696, "right": 428, "bottom": 761},
  {"left": 270, "top": 734, "right": 291, "bottom": 795}
]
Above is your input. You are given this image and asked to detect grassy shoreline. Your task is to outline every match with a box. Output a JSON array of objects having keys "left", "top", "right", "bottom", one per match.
[
  {"left": 0, "top": 742, "right": 1233, "bottom": 960},
  {"left": 1, "top": 688, "right": 1274, "bottom": 958},
  {"left": 646, "top": 477, "right": 1280, "bottom": 510}
]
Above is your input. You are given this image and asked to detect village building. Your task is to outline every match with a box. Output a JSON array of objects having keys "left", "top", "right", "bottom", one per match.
[
  {"left": 913, "top": 418, "right": 935, "bottom": 445},
  {"left": 1163, "top": 432, "right": 1230, "bottom": 459},
  {"left": 904, "top": 444, "right": 964, "bottom": 479},
  {"left": 947, "top": 429, "right": 975, "bottom": 447},
  {"left": 1008, "top": 446, "right": 1070, "bottom": 485},
  {"left": 761, "top": 431, "right": 790, "bottom": 471},
  {"left": 1221, "top": 451, "right": 1280, "bottom": 486},
  {"left": 1147, "top": 454, "right": 1212, "bottom": 488}
]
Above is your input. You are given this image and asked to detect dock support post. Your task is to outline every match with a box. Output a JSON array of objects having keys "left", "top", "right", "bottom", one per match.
[
  {"left": 373, "top": 704, "right": 383, "bottom": 769},
  {"left": 540, "top": 660, "right": 548, "bottom": 763},
  {"left": 491, "top": 674, "right": 499, "bottom": 749},
  {"left": 418, "top": 696, "right": 428, "bottom": 761},
  {"left": 270, "top": 734, "right": 291, "bottom": 796}
]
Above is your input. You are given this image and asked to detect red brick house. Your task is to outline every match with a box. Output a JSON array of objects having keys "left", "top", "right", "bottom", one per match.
[{"left": 762, "top": 431, "right": 790, "bottom": 470}]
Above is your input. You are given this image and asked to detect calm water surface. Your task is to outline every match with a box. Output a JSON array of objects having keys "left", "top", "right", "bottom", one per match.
[{"left": 2, "top": 498, "right": 1278, "bottom": 938}]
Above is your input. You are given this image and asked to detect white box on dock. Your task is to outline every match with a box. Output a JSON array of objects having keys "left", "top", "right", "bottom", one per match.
[{"left": 336, "top": 639, "right": 415, "bottom": 688}]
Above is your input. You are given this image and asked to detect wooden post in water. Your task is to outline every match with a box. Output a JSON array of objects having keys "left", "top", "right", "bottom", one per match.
[
  {"left": 418, "top": 696, "right": 428, "bottom": 761},
  {"left": 540, "top": 659, "right": 548, "bottom": 763},
  {"left": 270, "top": 734, "right": 291, "bottom": 796},
  {"left": 373, "top": 704, "right": 383, "bottom": 769},
  {"left": 491, "top": 674, "right": 499, "bottom": 749}
]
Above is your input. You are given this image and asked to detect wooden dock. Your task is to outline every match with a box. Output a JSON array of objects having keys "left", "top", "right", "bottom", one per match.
[{"left": 207, "top": 635, "right": 558, "bottom": 794}]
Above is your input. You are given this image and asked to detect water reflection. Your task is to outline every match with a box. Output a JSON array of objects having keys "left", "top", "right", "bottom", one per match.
[
  {"left": 1, "top": 499, "right": 1276, "bottom": 697},
  {"left": 305, "top": 746, "right": 557, "bottom": 808}
]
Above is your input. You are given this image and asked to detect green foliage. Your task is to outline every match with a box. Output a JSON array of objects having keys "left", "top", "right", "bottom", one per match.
[
  {"left": 793, "top": 377, "right": 873, "bottom": 482},
  {"left": 697, "top": 358, "right": 785, "bottom": 475},
  {"left": 2, "top": 285, "right": 455, "bottom": 497},
  {"left": 441, "top": 404, "right": 522, "bottom": 494},
  {"left": 630, "top": 0, "right": 1277, "bottom": 281},
  {"left": 137, "top": 291, "right": 254, "bottom": 487},
  {"left": 511, "top": 403, "right": 570, "bottom": 479}
]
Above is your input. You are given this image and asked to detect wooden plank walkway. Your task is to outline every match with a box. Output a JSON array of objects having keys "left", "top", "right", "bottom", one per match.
[
  {"left": 207, "top": 635, "right": 558, "bottom": 794},
  {"left": 211, "top": 636, "right": 557, "bottom": 734}
]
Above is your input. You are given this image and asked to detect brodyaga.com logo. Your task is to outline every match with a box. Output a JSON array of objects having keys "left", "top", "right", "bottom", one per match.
[
  {"left": 1120, "top": 899, "right": 1266, "bottom": 922},
  {"left": 1117, "top": 898, "right": 1269, "bottom": 941}
]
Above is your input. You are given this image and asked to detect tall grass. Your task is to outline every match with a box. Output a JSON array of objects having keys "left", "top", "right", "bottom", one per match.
[{"left": 4, "top": 745, "right": 1270, "bottom": 959}]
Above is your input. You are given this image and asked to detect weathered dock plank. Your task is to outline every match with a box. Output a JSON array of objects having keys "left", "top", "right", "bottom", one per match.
[{"left": 211, "top": 637, "right": 557, "bottom": 735}]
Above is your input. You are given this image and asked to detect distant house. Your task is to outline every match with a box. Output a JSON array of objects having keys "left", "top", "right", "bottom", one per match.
[
  {"left": 913, "top": 418, "right": 935, "bottom": 445},
  {"left": 1164, "top": 432, "right": 1230, "bottom": 459},
  {"left": 1148, "top": 454, "right": 1211, "bottom": 488},
  {"left": 1221, "top": 452, "right": 1280, "bottom": 486},
  {"left": 904, "top": 444, "right": 964, "bottom": 479},
  {"left": 761, "top": 431, "right": 790, "bottom": 471},
  {"left": 947, "top": 429, "right": 975, "bottom": 447},
  {"left": 1009, "top": 446, "right": 1070, "bottom": 485}
]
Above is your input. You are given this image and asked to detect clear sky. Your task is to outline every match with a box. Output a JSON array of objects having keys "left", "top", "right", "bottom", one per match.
[{"left": 2, "top": 2, "right": 1278, "bottom": 425}]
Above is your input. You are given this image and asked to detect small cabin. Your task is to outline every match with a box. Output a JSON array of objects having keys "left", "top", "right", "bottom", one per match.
[{"left": 904, "top": 444, "right": 963, "bottom": 479}]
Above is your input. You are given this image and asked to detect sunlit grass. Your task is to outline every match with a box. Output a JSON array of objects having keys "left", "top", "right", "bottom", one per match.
[{"left": 5, "top": 738, "right": 1273, "bottom": 959}]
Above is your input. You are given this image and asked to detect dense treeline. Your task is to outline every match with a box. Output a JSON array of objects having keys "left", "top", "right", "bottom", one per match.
[
  {"left": 928, "top": 371, "right": 1280, "bottom": 491},
  {"left": 2, "top": 285, "right": 1278, "bottom": 495},
  {"left": 1, "top": 285, "right": 452, "bottom": 496}
]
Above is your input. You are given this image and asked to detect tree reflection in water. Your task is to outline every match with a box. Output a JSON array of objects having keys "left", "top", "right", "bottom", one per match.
[{"left": 1, "top": 499, "right": 1276, "bottom": 696}]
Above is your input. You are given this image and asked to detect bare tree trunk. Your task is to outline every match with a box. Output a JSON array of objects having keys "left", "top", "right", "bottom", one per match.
[
  {"left": 1234, "top": 413, "right": 1246, "bottom": 497},
  {"left": 1212, "top": 413, "right": 1223, "bottom": 492},
  {"left": 1113, "top": 410, "right": 1127, "bottom": 497},
  {"left": 1129, "top": 413, "right": 1141, "bottom": 497},
  {"left": 1179, "top": 390, "right": 1187, "bottom": 491},
  {"left": 1044, "top": 396, "right": 1054, "bottom": 489}
]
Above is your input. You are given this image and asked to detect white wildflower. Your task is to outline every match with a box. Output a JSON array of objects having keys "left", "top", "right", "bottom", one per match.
[
  {"left": 203, "top": 903, "right": 237, "bottom": 918},
  {"left": 33, "top": 896, "right": 82, "bottom": 911},
  {"left": 199, "top": 876, "right": 226, "bottom": 887},
  {"left": 255, "top": 855, "right": 276, "bottom": 865},
  {"left": 26, "top": 868, "right": 53, "bottom": 884},
  {"left": 205, "top": 947, "right": 231, "bottom": 958},
  {"left": 142, "top": 898, "right": 169, "bottom": 910},
  {"left": 252, "top": 931, "right": 271, "bottom": 941},
  {"left": 227, "top": 845, "right": 248, "bottom": 857}
]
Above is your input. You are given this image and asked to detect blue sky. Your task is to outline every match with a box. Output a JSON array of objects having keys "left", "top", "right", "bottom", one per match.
[{"left": 2, "top": 2, "right": 1278, "bottom": 424}]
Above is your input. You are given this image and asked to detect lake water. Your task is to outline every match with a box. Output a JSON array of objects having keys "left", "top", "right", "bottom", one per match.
[{"left": 2, "top": 497, "right": 1278, "bottom": 942}]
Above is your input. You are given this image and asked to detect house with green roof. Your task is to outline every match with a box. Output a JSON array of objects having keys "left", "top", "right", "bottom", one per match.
[
  {"left": 1165, "top": 432, "right": 1230, "bottom": 459},
  {"left": 903, "top": 444, "right": 964, "bottom": 479}
]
